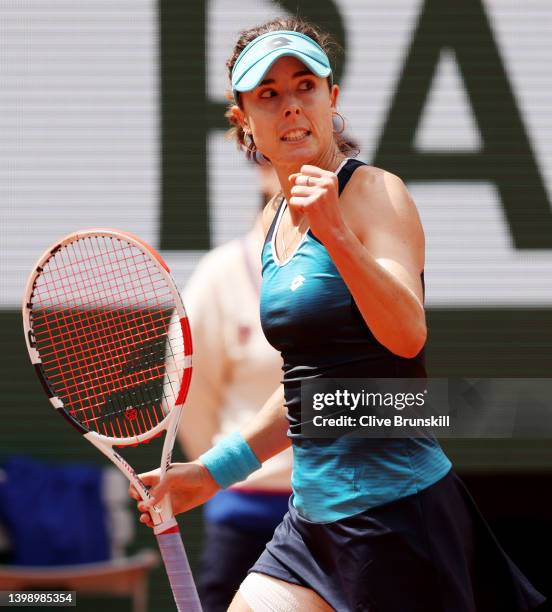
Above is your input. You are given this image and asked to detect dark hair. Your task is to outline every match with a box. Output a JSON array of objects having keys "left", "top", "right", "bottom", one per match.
[{"left": 224, "top": 16, "right": 359, "bottom": 162}]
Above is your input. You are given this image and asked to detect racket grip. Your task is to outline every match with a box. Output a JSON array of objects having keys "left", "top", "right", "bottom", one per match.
[{"left": 156, "top": 528, "right": 203, "bottom": 612}]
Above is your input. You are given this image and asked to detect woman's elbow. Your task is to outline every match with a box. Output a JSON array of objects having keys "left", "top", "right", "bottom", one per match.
[{"left": 394, "top": 321, "right": 427, "bottom": 359}]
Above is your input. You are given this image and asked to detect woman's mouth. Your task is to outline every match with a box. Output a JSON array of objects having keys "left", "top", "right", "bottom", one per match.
[{"left": 281, "top": 129, "right": 311, "bottom": 142}]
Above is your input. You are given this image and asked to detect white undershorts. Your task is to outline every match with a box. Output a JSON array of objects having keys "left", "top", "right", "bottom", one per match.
[{"left": 239, "top": 572, "right": 334, "bottom": 611}]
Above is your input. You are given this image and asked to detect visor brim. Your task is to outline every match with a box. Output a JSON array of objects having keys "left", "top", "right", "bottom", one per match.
[{"left": 233, "top": 49, "right": 332, "bottom": 93}]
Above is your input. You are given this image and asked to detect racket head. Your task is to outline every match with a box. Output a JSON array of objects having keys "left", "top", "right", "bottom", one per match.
[{"left": 22, "top": 228, "right": 192, "bottom": 446}]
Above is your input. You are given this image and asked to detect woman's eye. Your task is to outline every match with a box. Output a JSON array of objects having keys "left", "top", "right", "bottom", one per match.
[
  {"left": 298, "top": 80, "right": 314, "bottom": 90},
  {"left": 259, "top": 89, "right": 276, "bottom": 99}
]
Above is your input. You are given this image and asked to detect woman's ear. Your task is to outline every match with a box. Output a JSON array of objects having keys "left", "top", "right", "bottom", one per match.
[{"left": 228, "top": 104, "right": 249, "bottom": 132}]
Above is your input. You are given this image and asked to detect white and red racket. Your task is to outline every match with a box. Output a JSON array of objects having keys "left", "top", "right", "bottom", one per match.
[{"left": 22, "top": 228, "right": 201, "bottom": 612}]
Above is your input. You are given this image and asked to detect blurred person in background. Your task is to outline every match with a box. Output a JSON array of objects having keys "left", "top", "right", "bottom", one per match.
[{"left": 178, "top": 162, "right": 292, "bottom": 611}]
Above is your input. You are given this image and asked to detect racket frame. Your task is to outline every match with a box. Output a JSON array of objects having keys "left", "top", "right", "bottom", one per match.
[{"left": 22, "top": 228, "right": 193, "bottom": 532}]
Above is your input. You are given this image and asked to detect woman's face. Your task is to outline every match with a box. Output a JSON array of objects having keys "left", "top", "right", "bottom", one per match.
[{"left": 238, "top": 56, "right": 339, "bottom": 167}]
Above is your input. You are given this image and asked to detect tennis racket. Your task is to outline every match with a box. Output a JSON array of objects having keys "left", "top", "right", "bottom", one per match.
[{"left": 22, "top": 228, "right": 202, "bottom": 612}]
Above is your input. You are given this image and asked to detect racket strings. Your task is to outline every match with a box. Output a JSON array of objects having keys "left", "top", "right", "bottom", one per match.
[
  {"left": 32, "top": 303, "right": 179, "bottom": 379},
  {"left": 34, "top": 306, "right": 178, "bottom": 435},
  {"left": 30, "top": 236, "right": 185, "bottom": 438},
  {"left": 32, "top": 243, "right": 166, "bottom": 312},
  {"left": 34, "top": 307, "right": 174, "bottom": 434},
  {"left": 34, "top": 314, "right": 173, "bottom": 380}
]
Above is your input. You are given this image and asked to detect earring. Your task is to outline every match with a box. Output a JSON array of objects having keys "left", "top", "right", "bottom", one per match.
[
  {"left": 332, "top": 111, "right": 345, "bottom": 135},
  {"left": 244, "top": 130, "right": 256, "bottom": 154},
  {"left": 253, "top": 150, "right": 271, "bottom": 165}
]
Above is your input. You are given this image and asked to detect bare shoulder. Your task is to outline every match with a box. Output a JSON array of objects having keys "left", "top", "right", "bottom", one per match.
[
  {"left": 343, "top": 165, "right": 422, "bottom": 235},
  {"left": 340, "top": 165, "right": 424, "bottom": 272},
  {"left": 261, "top": 192, "right": 283, "bottom": 238},
  {"left": 348, "top": 165, "right": 416, "bottom": 212}
]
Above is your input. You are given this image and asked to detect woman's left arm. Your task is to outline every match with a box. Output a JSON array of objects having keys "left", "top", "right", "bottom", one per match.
[{"left": 290, "top": 166, "right": 426, "bottom": 358}]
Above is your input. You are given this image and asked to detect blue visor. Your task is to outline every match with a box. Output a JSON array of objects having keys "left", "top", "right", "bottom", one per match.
[{"left": 231, "top": 30, "right": 332, "bottom": 94}]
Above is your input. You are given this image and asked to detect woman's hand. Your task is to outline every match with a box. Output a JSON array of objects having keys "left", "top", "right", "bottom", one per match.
[
  {"left": 128, "top": 460, "right": 220, "bottom": 528},
  {"left": 289, "top": 164, "right": 345, "bottom": 244}
]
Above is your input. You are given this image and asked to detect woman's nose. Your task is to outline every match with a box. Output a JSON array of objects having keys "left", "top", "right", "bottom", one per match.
[{"left": 284, "top": 105, "right": 301, "bottom": 118}]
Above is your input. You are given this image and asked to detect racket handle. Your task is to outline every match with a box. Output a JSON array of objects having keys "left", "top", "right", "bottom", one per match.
[{"left": 156, "top": 528, "right": 203, "bottom": 612}]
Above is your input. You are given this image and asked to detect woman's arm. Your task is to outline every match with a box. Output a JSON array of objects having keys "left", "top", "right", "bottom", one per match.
[
  {"left": 290, "top": 166, "right": 426, "bottom": 358},
  {"left": 130, "top": 384, "right": 289, "bottom": 527},
  {"left": 324, "top": 171, "right": 426, "bottom": 358},
  {"left": 241, "top": 384, "right": 290, "bottom": 462},
  {"left": 132, "top": 194, "right": 290, "bottom": 526}
]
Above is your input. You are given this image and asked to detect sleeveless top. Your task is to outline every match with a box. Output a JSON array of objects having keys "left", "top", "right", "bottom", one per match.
[{"left": 260, "top": 159, "right": 451, "bottom": 522}]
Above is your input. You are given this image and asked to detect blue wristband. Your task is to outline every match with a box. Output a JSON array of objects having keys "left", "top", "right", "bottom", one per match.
[{"left": 199, "top": 431, "right": 261, "bottom": 489}]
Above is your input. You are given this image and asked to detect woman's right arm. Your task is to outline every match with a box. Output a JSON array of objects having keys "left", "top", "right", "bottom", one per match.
[
  {"left": 241, "top": 384, "right": 290, "bottom": 462},
  {"left": 130, "top": 383, "right": 289, "bottom": 527},
  {"left": 131, "top": 192, "right": 287, "bottom": 526}
]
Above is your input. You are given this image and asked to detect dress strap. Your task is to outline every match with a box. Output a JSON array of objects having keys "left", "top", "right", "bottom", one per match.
[
  {"left": 337, "top": 159, "right": 367, "bottom": 195},
  {"left": 264, "top": 196, "right": 286, "bottom": 245}
]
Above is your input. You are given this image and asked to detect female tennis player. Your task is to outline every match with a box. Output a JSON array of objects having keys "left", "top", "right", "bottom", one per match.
[{"left": 130, "top": 17, "right": 546, "bottom": 611}]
